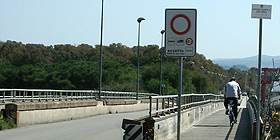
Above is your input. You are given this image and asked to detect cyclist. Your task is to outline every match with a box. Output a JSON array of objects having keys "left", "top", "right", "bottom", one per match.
[{"left": 224, "top": 77, "right": 241, "bottom": 123}]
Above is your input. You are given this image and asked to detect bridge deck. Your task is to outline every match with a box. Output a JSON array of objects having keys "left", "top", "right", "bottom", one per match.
[{"left": 176, "top": 97, "right": 251, "bottom": 140}]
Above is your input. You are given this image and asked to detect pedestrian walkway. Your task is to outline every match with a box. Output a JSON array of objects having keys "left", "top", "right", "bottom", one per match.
[{"left": 176, "top": 97, "right": 251, "bottom": 140}]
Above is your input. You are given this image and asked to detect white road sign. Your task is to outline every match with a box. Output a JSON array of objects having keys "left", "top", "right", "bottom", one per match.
[
  {"left": 251, "top": 4, "right": 272, "bottom": 19},
  {"left": 165, "top": 9, "right": 197, "bottom": 57}
]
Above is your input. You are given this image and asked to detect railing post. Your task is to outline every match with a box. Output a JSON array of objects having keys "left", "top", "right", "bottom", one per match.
[
  {"left": 183, "top": 96, "right": 186, "bottom": 109},
  {"left": 53, "top": 92, "right": 56, "bottom": 101},
  {"left": 65, "top": 92, "right": 68, "bottom": 101},
  {"left": 59, "top": 92, "right": 62, "bottom": 101},
  {"left": 12, "top": 90, "right": 16, "bottom": 102},
  {"left": 167, "top": 98, "right": 170, "bottom": 114},
  {"left": 71, "top": 92, "right": 73, "bottom": 101},
  {"left": 161, "top": 98, "right": 165, "bottom": 115},
  {"left": 45, "top": 92, "right": 48, "bottom": 102},
  {"left": 2, "top": 91, "right": 5, "bottom": 103},
  {"left": 38, "top": 92, "right": 41, "bottom": 102},
  {"left": 22, "top": 91, "right": 26, "bottom": 102},
  {"left": 31, "top": 91, "right": 34, "bottom": 102},
  {"left": 156, "top": 98, "right": 159, "bottom": 117},
  {"left": 171, "top": 97, "right": 175, "bottom": 113}
]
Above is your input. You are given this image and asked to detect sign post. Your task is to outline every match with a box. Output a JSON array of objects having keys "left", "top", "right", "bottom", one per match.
[
  {"left": 165, "top": 9, "right": 197, "bottom": 140},
  {"left": 251, "top": 4, "right": 272, "bottom": 140}
]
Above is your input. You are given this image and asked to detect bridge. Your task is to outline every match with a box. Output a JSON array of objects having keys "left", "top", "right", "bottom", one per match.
[{"left": 0, "top": 89, "right": 263, "bottom": 140}]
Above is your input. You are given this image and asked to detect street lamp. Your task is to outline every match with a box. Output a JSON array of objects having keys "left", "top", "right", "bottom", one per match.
[
  {"left": 162, "top": 84, "right": 165, "bottom": 96},
  {"left": 200, "top": 66, "right": 204, "bottom": 93},
  {"left": 189, "top": 62, "right": 194, "bottom": 93},
  {"left": 245, "top": 73, "right": 248, "bottom": 93},
  {"left": 136, "top": 17, "right": 145, "bottom": 100},
  {"left": 160, "top": 30, "right": 165, "bottom": 96},
  {"left": 98, "top": 0, "right": 104, "bottom": 99}
]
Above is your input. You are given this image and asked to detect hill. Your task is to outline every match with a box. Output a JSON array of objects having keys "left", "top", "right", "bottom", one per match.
[{"left": 213, "top": 55, "right": 280, "bottom": 70}]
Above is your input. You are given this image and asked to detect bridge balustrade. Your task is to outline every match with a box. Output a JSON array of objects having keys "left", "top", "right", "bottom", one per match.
[
  {"left": 149, "top": 93, "right": 223, "bottom": 118},
  {"left": 0, "top": 89, "right": 157, "bottom": 103}
]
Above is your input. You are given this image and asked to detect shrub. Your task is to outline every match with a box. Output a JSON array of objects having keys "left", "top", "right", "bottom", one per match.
[{"left": 0, "top": 114, "right": 16, "bottom": 130}]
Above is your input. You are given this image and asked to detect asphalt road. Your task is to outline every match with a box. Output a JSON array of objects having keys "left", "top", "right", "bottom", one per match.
[{"left": 0, "top": 110, "right": 149, "bottom": 140}]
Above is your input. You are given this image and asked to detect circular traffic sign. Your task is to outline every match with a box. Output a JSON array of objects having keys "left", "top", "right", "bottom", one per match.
[
  {"left": 170, "top": 14, "right": 191, "bottom": 35},
  {"left": 186, "top": 38, "right": 193, "bottom": 45}
]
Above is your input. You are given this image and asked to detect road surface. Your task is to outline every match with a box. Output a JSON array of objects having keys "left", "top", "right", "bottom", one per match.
[{"left": 0, "top": 110, "right": 149, "bottom": 140}]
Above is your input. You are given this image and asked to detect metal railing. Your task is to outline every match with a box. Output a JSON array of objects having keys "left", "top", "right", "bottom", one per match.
[
  {"left": 248, "top": 96, "right": 258, "bottom": 124},
  {"left": 0, "top": 89, "right": 157, "bottom": 103},
  {"left": 149, "top": 93, "right": 223, "bottom": 118}
]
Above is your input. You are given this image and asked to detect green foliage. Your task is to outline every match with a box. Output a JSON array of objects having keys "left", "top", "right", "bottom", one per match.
[
  {"left": 0, "top": 115, "right": 16, "bottom": 130},
  {"left": 0, "top": 40, "right": 260, "bottom": 94}
]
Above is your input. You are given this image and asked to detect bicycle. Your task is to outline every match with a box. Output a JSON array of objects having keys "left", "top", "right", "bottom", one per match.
[{"left": 228, "top": 100, "right": 235, "bottom": 126}]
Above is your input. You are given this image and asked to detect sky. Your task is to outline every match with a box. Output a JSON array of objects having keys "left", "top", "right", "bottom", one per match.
[{"left": 0, "top": 0, "right": 279, "bottom": 59}]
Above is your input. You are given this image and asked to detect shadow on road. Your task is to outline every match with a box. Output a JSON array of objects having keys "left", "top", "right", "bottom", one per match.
[{"left": 224, "top": 124, "right": 234, "bottom": 140}]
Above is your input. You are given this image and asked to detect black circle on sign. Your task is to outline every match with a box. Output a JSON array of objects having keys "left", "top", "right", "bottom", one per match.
[{"left": 170, "top": 14, "right": 191, "bottom": 35}]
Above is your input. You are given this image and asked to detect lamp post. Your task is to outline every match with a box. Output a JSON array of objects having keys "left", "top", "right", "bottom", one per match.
[
  {"left": 162, "top": 84, "right": 165, "bottom": 96},
  {"left": 98, "top": 0, "right": 104, "bottom": 99},
  {"left": 136, "top": 17, "right": 145, "bottom": 100},
  {"left": 200, "top": 66, "right": 204, "bottom": 93},
  {"left": 189, "top": 62, "right": 194, "bottom": 93},
  {"left": 245, "top": 73, "right": 248, "bottom": 93},
  {"left": 160, "top": 30, "right": 165, "bottom": 96}
]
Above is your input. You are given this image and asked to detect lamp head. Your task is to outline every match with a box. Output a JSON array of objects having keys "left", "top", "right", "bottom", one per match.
[
  {"left": 160, "top": 30, "right": 165, "bottom": 34},
  {"left": 190, "top": 62, "right": 195, "bottom": 65},
  {"left": 137, "top": 17, "right": 145, "bottom": 23}
]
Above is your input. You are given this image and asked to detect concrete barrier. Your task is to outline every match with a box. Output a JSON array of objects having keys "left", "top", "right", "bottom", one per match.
[
  {"left": 5, "top": 99, "right": 156, "bottom": 127},
  {"left": 153, "top": 101, "right": 224, "bottom": 140}
]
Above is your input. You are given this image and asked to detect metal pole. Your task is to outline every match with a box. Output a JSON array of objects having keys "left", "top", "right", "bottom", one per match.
[
  {"left": 98, "top": 0, "right": 104, "bottom": 100},
  {"left": 136, "top": 22, "right": 141, "bottom": 100},
  {"left": 190, "top": 66, "right": 192, "bottom": 93},
  {"left": 256, "top": 18, "right": 262, "bottom": 140},
  {"left": 189, "top": 62, "right": 194, "bottom": 93},
  {"left": 245, "top": 73, "right": 247, "bottom": 93},
  {"left": 2, "top": 91, "right": 5, "bottom": 103},
  {"left": 200, "top": 66, "right": 204, "bottom": 93},
  {"left": 177, "top": 57, "right": 183, "bottom": 140},
  {"left": 31, "top": 91, "right": 34, "bottom": 102},
  {"left": 160, "top": 30, "right": 165, "bottom": 96},
  {"left": 149, "top": 96, "right": 152, "bottom": 118}
]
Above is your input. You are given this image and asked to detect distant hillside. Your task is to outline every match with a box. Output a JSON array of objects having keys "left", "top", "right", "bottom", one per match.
[{"left": 213, "top": 55, "right": 280, "bottom": 70}]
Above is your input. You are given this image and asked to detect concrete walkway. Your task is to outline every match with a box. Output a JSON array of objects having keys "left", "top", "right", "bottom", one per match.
[{"left": 176, "top": 96, "right": 251, "bottom": 140}]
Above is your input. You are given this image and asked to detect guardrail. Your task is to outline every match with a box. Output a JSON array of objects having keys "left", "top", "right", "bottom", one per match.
[
  {"left": 0, "top": 89, "right": 157, "bottom": 103},
  {"left": 248, "top": 96, "right": 258, "bottom": 124},
  {"left": 149, "top": 93, "right": 223, "bottom": 118}
]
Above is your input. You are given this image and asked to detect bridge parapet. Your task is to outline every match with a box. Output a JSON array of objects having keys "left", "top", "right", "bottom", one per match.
[
  {"left": 148, "top": 93, "right": 223, "bottom": 118},
  {"left": 121, "top": 93, "right": 224, "bottom": 139},
  {"left": 4, "top": 99, "right": 158, "bottom": 127},
  {"left": 247, "top": 95, "right": 264, "bottom": 139}
]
